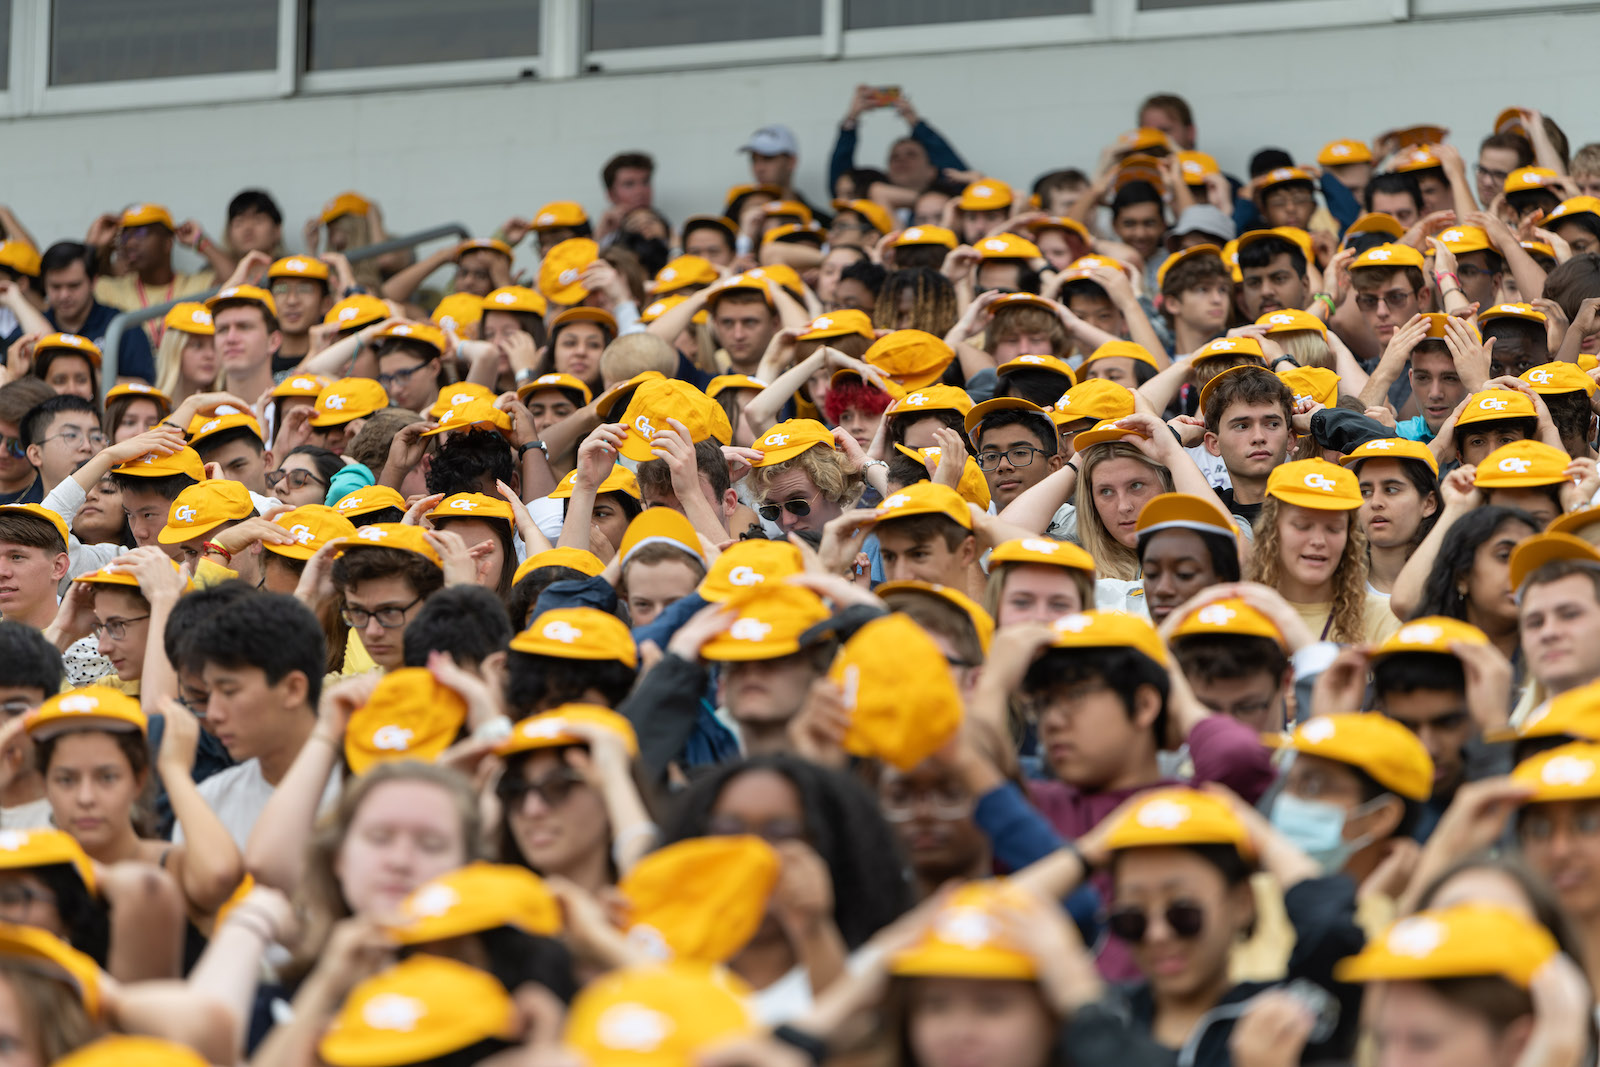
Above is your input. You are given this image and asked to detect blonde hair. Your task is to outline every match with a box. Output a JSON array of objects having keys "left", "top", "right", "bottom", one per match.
[
  {"left": 1072, "top": 442, "right": 1173, "bottom": 580},
  {"left": 600, "top": 332, "right": 677, "bottom": 385},
  {"left": 983, "top": 560, "right": 1095, "bottom": 618},
  {"left": 1277, "top": 330, "right": 1332, "bottom": 370},
  {"left": 154, "top": 327, "right": 215, "bottom": 398},
  {"left": 990, "top": 306, "right": 1070, "bottom": 356},
  {"left": 1247, "top": 496, "right": 1368, "bottom": 644},
  {"left": 746, "top": 444, "right": 864, "bottom": 509},
  {"left": 328, "top": 215, "right": 383, "bottom": 290},
  {"left": 0, "top": 962, "right": 98, "bottom": 1062},
  {"left": 1572, "top": 143, "right": 1600, "bottom": 179}
]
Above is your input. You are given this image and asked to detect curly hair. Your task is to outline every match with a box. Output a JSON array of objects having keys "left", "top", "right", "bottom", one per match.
[
  {"left": 745, "top": 443, "right": 865, "bottom": 510},
  {"left": 874, "top": 268, "right": 957, "bottom": 338},
  {"left": 1071, "top": 442, "right": 1174, "bottom": 581},
  {"left": 1247, "top": 496, "right": 1368, "bottom": 643}
]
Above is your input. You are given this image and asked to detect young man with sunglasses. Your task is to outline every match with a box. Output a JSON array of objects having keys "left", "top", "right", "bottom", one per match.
[{"left": 0, "top": 379, "right": 54, "bottom": 505}]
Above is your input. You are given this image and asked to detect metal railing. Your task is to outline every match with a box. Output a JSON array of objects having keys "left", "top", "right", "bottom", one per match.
[{"left": 98, "top": 222, "right": 471, "bottom": 391}]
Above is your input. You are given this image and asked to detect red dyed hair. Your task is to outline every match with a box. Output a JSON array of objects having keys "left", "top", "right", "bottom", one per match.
[{"left": 823, "top": 379, "right": 893, "bottom": 424}]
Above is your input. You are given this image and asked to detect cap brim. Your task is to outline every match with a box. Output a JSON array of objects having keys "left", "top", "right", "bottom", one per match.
[
  {"left": 1269, "top": 489, "right": 1362, "bottom": 511},
  {"left": 156, "top": 520, "right": 226, "bottom": 545}
]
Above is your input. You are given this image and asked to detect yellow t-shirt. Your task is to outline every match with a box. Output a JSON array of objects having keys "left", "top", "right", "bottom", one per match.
[
  {"left": 1292, "top": 595, "right": 1401, "bottom": 645},
  {"left": 1232, "top": 872, "right": 1396, "bottom": 982},
  {"left": 94, "top": 270, "right": 217, "bottom": 345}
]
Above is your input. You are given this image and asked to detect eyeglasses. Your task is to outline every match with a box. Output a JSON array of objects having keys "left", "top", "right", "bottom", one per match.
[
  {"left": 496, "top": 768, "right": 587, "bottom": 810},
  {"left": 38, "top": 426, "right": 108, "bottom": 450},
  {"left": 1355, "top": 290, "right": 1420, "bottom": 312},
  {"left": 93, "top": 615, "right": 150, "bottom": 640},
  {"left": 0, "top": 700, "right": 31, "bottom": 718},
  {"left": 1476, "top": 164, "right": 1511, "bottom": 186},
  {"left": 0, "top": 436, "right": 24, "bottom": 459},
  {"left": 880, "top": 784, "right": 973, "bottom": 823},
  {"left": 1107, "top": 900, "right": 1206, "bottom": 943},
  {"left": 758, "top": 493, "right": 820, "bottom": 523},
  {"left": 377, "top": 361, "right": 434, "bottom": 391},
  {"left": 0, "top": 883, "right": 54, "bottom": 910},
  {"left": 1457, "top": 265, "right": 1495, "bottom": 281},
  {"left": 341, "top": 596, "right": 423, "bottom": 630},
  {"left": 266, "top": 467, "right": 328, "bottom": 492},
  {"left": 976, "top": 445, "right": 1046, "bottom": 471}
]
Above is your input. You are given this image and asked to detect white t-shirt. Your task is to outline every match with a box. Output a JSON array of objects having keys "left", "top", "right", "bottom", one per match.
[
  {"left": 0, "top": 797, "right": 52, "bottom": 830},
  {"left": 1187, "top": 443, "right": 1231, "bottom": 490},
  {"left": 172, "top": 759, "right": 340, "bottom": 852}
]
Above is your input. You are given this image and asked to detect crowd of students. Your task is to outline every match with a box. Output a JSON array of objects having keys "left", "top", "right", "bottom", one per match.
[{"left": 0, "top": 84, "right": 1597, "bottom": 1067}]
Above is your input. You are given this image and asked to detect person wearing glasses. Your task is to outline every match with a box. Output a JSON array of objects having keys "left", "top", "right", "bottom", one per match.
[
  {"left": 328, "top": 524, "right": 445, "bottom": 674},
  {"left": 745, "top": 418, "right": 866, "bottom": 546},
  {"left": 0, "top": 379, "right": 54, "bottom": 506},
  {"left": 70, "top": 547, "right": 186, "bottom": 693},
  {"left": 970, "top": 399, "right": 1064, "bottom": 511},
  {"left": 373, "top": 323, "right": 448, "bottom": 415},
  {"left": 19, "top": 395, "right": 106, "bottom": 496},
  {"left": 268, "top": 445, "right": 342, "bottom": 508}
]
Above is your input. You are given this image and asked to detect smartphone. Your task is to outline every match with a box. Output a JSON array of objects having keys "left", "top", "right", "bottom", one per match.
[{"left": 872, "top": 85, "right": 901, "bottom": 108}]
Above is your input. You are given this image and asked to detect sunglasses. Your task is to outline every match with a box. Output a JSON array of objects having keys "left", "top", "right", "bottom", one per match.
[
  {"left": 757, "top": 494, "right": 818, "bottom": 523},
  {"left": 496, "top": 768, "right": 586, "bottom": 810},
  {"left": 1107, "top": 900, "right": 1205, "bottom": 943},
  {"left": 266, "top": 468, "right": 328, "bottom": 491}
]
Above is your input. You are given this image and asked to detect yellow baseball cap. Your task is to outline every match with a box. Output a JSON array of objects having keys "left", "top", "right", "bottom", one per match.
[
  {"left": 1393, "top": 143, "right": 1443, "bottom": 172},
  {"left": 974, "top": 233, "right": 1041, "bottom": 260},
  {"left": 1103, "top": 786, "right": 1253, "bottom": 857},
  {"left": 120, "top": 203, "right": 173, "bottom": 229},
  {"left": 1191, "top": 336, "right": 1267, "bottom": 368},
  {"left": 702, "top": 271, "right": 772, "bottom": 309},
  {"left": 34, "top": 333, "right": 100, "bottom": 368},
  {"left": 1370, "top": 616, "right": 1491, "bottom": 661},
  {"left": 697, "top": 540, "right": 804, "bottom": 603},
  {"left": 518, "top": 371, "right": 593, "bottom": 406},
  {"left": 512, "top": 608, "right": 638, "bottom": 668},
  {"left": 332, "top": 485, "right": 406, "bottom": 521},
  {"left": 0, "top": 503, "right": 67, "bottom": 548},
  {"left": 343, "top": 668, "right": 467, "bottom": 774},
  {"left": 496, "top": 704, "right": 640, "bottom": 759},
  {"left": 990, "top": 294, "right": 1069, "bottom": 325},
  {"left": 957, "top": 179, "right": 1013, "bottom": 211},
  {"left": 1266, "top": 458, "right": 1362, "bottom": 510},
  {"left": 564, "top": 962, "right": 756, "bottom": 1067},
  {"left": 1456, "top": 388, "right": 1537, "bottom": 427},
  {"left": 548, "top": 464, "right": 641, "bottom": 500},
  {"left": 1055, "top": 378, "right": 1135, "bottom": 424},
  {"left": 425, "top": 492, "right": 514, "bottom": 525},
  {"left": 321, "top": 192, "right": 372, "bottom": 224},
  {"left": 513, "top": 547, "right": 607, "bottom": 585},
  {"left": 0, "top": 922, "right": 102, "bottom": 1016},
  {"left": 699, "top": 585, "right": 831, "bottom": 662},
  {"left": 762, "top": 222, "right": 822, "bottom": 248},
  {"left": 1155, "top": 243, "right": 1222, "bottom": 290},
  {"left": 374, "top": 321, "right": 445, "bottom": 355},
  {"left": 864, "top": 330, "right": 956, "bottom": 390},
  {"left": 1495, "top": 677, "right": 1600, "bottom": 744},
  {"left": 989, "top": 536, "right": 1095, "bottom": 574},
  {"left": 388, "top": 862, "right": 562, "bottom": 943},
  {"left": 1317, "top": 139, "right": 1373, "bottom": 165},
  {"left": 705, "top": 374, "right": 765, "bottom": 399},
  {"left": 1507, "top": 532, "right": 1600, "bottom": 593},
  {"left": 1345, "top": 213, "right": 1406, "bottom": 240},
  {"left": 1548, "top": 197, "right": 1600, "bottom": 226},
  {"left": 268, "top": 255, "right": 330, "bottom": 283},
  {"left": 1278, "top": 365, "right": 1339, "bottom": 407},
  {"left": 456, "top": 237, "right": 514, "bottom": 261},
  {"left": 1080, "top": 339, "right": 1161, "bottom": 371},
  {"left": 832, "top": 198, "right": 894, "bottom": 234},
  {"left": 481, "top": 285, "right": 547, "bottom": 318},
  {"left": 273, "top": 373, "right": 332, "bottom": 399},
  {"left": 829, "top": 612, "right": 963, "bottom": 771},
  {"left": 762, "top": 200, "right": 814, "bottom": 225},
  {"left": 73, "top": 557, "right": 186, "bottom": 591},
  {"left": 1548, "top": 505, "right": 1600, "bottom": 540},
  {"left": 1170, "top": 597, "right": 1285, "bottom": 648},
  {"left": 1474, "top": 439, "right": 1570, "bottom": 488},
  {"left": 0, "top": 828, "right": 95, "bottom": 894},
  {"left": 419, "top": 397, "right": 513, "bottom": 440},
  {"left": 1257, "top": 166, "right": 1315, "bottom": 193},
  {"left": 431, "top": 292, "right": 485, "bottom": 333},
  {"left": 187, "top": 409, "right": 264, "bottom": 449},
  {"left": 1177, "top": 150, "right": 1220, "bottom": 183},
  {"left": 647, "top": 256, "right": 718, "bottom": 297},
  {"left": 874, "top": 581, "right": 994, "bottom": 655},
  {"left": 1257, "top": 308, "right": 1327, "bottom": 336},
  {"left": 894, "top": 225, "right": 959, "bottom": 249},
  {"left": 532, "top": 201, "right": 588, "bottom": 229},
  {"left": 162, "top": 302, "right": 213, "bottom": 336},
  {"left": 205, "top": 284, "right": 278, "bottom": 321},
  {"left": 1352, "top": 244, "right": 1426, "bottom": 270},
  {"left": 1116, "top": 127, "right": 1172, "bottom": 154},
  {"left": 1337, "top": 904, "right": 1558, "bottom": 989},
  {"left": 157, "top": 479, "right": 253, "bottom": 544},
  {"left": 1479, "top": 303, "right": 1547, "bottom": 330},
  {"left": 872, "top": 480, "right": 972, "bottom": 530},
  {"left": 0, "top": 241, "right": 40, "bottom": 277},
  {"left": 1115, "top": 154, "right": 1166, "bottom": 192},
  {"left": 319, "top": 955, "right": 516, "bottom": 1067},
  {"left": 1265, "top": 713, "right": 1433, "bottom": 800},
  {"left": 309, "top": 377, "right": 389, "bottom": 427},
  {"left": 893, "top": 444, "right": 990, "bottom": 509},
  {"left": 749, "top": 418, "right": 835, "bottom": 467},
  {"left": 1506, "top": 167, "right": 1560, "bottom": 194},
  {"left": 1071, "top": 417, "right": 1149, "bottom": 452},
  {"left": 887, "top": 384, "right": 974, "bottom": 420},
  {"left": 428, "top": 382, "right": 494, "bottom": 418},
  {"left": 324, "top": 294, "right": 389, "bottom": 330},
  {"left": 55, "top": 1036, "right": 208, "bottom": 1067},
  {"left": 264, "top": 504, "right": 357, "bottom": 561},
  {"left": 538, "top": 237, "right": 600, "bottom": 304},
  {"left": 798, "top": 308, "right": 875, "bottom": 342},
  {"left": 1513, "top": 739, "right": 1600, "bottom": 804},
  {"left": 111, "top": 444, "right": 205, "bottom": 481},
  {"left": 339, "top": 523, "right": 444, "bottom": 568},
  {"left": 617, "top": 378, "right": 733, "bottom": 462},
  {"left": 1523, "top": 361, "right": 1596, "bottom": 396},
  {"left": 619, "top": 507, "right": 704, "bottom": 569},
  {"left": 1436, "top": 225, "right": 1493, "bottom": 256},
  {"left": 26, "top": 687, "right": 146, "bottom": 741},
  {"left": 640, "top": 294, "right": 704, "bottom": 325},
  {"left": 1341, "top": 437, "right": 1440, "bottom": 476},
  {"left": 550, "top": 306, "right": 618, "bottom": 339},
  {"left": 1047, "top": 610, "right": 1167, "bottom": 666},
  {"left": 106, "top": 383, "right": 171, "bottom": 416},
  {"left": 620, "top": 837, "right": 780, "bottom": 963},
  {"left": 891, "top": 881, "right": 1039, "bottom": 981},
  {"left": 1061, "top": 254, "right": 1135, "bottom": 282}
]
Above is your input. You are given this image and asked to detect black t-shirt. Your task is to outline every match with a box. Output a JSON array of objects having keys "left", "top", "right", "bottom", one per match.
[
  {"left": 0, "top": 477, "right": 43, "bottom": 506},
  {"left": 1214, "top": 487, "right": 1262, "bottom": 526}
]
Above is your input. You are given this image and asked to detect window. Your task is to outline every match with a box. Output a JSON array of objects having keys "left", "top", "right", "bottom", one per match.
[
  {"left": 1137, "top": 0, "right": 1295, "bottom": 7},
  {"left": 306, "top": 0, "right": 540, "bottom": 71},
  {"left": 49, "top": 0, "right": 277, "bottom": 85},
  {"left": 0, "top": 0, "right": 10, "bottom": 89},
  {"left": 589, "top": 0, "right": 820, "bottom": 50},
  {"left": 847, "top": 0, "right": 1090, "bottom": 28}
]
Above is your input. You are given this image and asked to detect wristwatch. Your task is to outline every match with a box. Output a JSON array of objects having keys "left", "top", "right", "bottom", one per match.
[
  {"left": 518, "top": 439, "right": 548, "bottom": 459},
  {"left": 514, "top": 367, "right": 538, "bottom": 386},
  {"left": 862, "top": 458, "right": 887, "bottom": 471}
]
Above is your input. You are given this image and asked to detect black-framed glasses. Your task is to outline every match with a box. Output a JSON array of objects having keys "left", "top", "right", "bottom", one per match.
[
  {"left": 1355, "top": 290, "right": 1419, "bottom": 312},
  {"left": 341, "top": 596, "right": 423, "bottom": 630},
  {"left": 93, "top": 615, "right": 150, "bottom": 640},
  {"left": 1107, "top": 900, "right": 1206, "bottom": 943},
  {"left": 377, "top": 361, "right": 434, "bottom": 392},
  {"left": 0, "top": 883, "right": 55, "bottom": 910},
  {"left": 976, "top": 445, "right": 1046, "bottom": 471},
  {"left": 880, "top": 784, "right": 973, "bottom": 823},
  {"left": 1476, "top": 164, "right": 1511, "bottom": 186},
  {"left": 758, "top": 494, "right": 819, "bottom": 523},
  {"left": 496, "top": 768, "right": 587, "bottom": 810},
  {"left": 38, "top": 426, "right": 108, "bottom": 450},
  {"left": 267, "top": 468, "right": 328, "bottom": 492}
]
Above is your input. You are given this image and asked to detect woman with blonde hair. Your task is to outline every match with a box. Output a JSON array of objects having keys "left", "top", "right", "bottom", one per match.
[
  {"left": 152, "top": 303, "right": 217, "bottom": 408},
  {"left": 1246, "top": 457, "right": 1400, "bottom": 644}
]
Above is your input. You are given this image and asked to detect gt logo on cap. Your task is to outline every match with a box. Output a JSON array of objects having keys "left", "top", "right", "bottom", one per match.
[
  {"left": 596, "top": 1004, "right": 672, "bottom": 1052},
  {"left": 1541, "top": 754, "right": 1597, "bottom": 787},
  {"left": 1385, "top": 917, "right": 1444, "bottom": 958},
  {"left": 1500, "top": 457, "right": 1533, "bottom": 474},
  {"left": 1268, "top": 314, "right": 1294, "bottom": 325},
  {"left": 325, "top": 395, "right": 347, "bottom": 410},
  {"left": 1530, "top": 370, "right": 1553, "bottom": 384},
  {"left": 1397, "top": 623, "right": 1442, "bottom": 645},
  {"left": 903, "top": 394, "right": 930, "bottom": 406},
  {"left": 199, "top": 419, "right": 220, "bottom": 434},
  {"left": 362, "top": 993, "right": 426, "bottom": 1033},
  {"left": 290, "top": 524, "right": 313, "bottom": 544},
  {"left": 635, "top": 415, "right": 655, "bottom": 437},
  {"left": 0, "top": 831, "right": 26, "bottom": 852},
  {"left": 1303, "top": 473, "right": 1338, "bottom": 491},
  {"left": 1021, "top": 538, "right": 1057, "bottom": 553},
  {"left": 542, "top": 620, "right": 582, "bottom": 643},
  {"left": 1366, "top": 248, "right": 1393, "bottom": 261},
  {"left": 1135, "top": 798, "right": 1192, "bottom": 830},
  {"left": 1207, "top": 339, "right": 1237, "bottom": 352},
  {"left": 1056, "top": 613, "right": 1093, "bottom": 634},
  {"left": 763, "top": 432, "right": 789, "bottom": 447},
  {"left": 729, "top": 617, "right": 773, "bottom": 642},
  {"left": 1196, "top": 604, "right": 1235, "bottom": 626},
  {"left": 174, "top": 505, "right": 197, "bottom": 523},
  {"left": 1366, "top": 440, "right": 1396, "bottom": 450},
  {"left": 810, "top": 316, "right": 833, "bottom": 330},
  {"left": 448, "top": 499, "right": 476, "bottom": 511},
  {"left": 58, "top": 695, "right": 98, "bottom": 713},
  {"left": 372, "top": 724, "right": 414, "bottom": 752},
  {"left": 879, "top": 494, "right": 910, "bottom": 511},
  {"left": 357, "top": 527, "right": 387, "bottom": 541},
  {"left": 1478, "top": 397, "right": 1508, "bottom": 411},
  {"left": 727, "top": 565, "right": 762, "bottom": 586}
]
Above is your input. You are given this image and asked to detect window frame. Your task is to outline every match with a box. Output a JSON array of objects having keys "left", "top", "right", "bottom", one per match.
[
  {"left": 582, "top": 0, "right": 830, "bottom": 75},
  {"left": 1409, "top": 0, "right": 1590, "bottom": 13},
  {"left": 0, "top": 1, "right": 21, "bottom": 117},
  {"left": 1111, "top": 0, "right": 1402, "bottom": 38},
  {"left": 840, "top": 2, "right": 1108, "bottom": 57}
]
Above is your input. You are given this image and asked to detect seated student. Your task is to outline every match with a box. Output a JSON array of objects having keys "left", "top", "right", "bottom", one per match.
[
  {"left": 0, "top": 622, "right": 65, "bottom": 827},
  {"left": 507, "top": 548, "right": 605, "bottom": 630},
  {"left": 0, "top": 378, "right": 56, "bottom": 505},
  {"left": 423, "top": 422, "right": 518, "bottom": 503},
  {"left": 1135, "top": 492, "right": 1243, "bottom": 625},
  {"left": 159, "top": 479, "right": 263, "bottom": 583},
  {"left": 1348, "top": 243, "right": 1430, "bottom": 365},
  {"left": 110, "top": 445, "right": 204, "bottom": 548},
  {"left": 1363, "top": 171, "right": 1424, "bottom": 229},
  {"left": 1434, "top": 387, "right": 1539, "bottom": 469},
  {"left": 966, "top": 399, "right": 1062, "bottom": 511},
  {"left": 820, "top": 370, "right": 893, "bottom": 454},
  {"left": 973, "top": 238, "right": 1042, "bottom": 296},
  {"left": 1362, "top": 312, "right": 1476, "bottom": 444},
  {"left": 71, "top": 549, "right": 186, "bottom": 693},
  {"left": 1516, "top": 548, "right": 1600, "bottom": 707},
  {"left": 863, "top": 482, "right": 979, "bottom": 593},
  {"left": 188, "top": 410, "right": 271, "bottom": 496},
  {"left": 1259, "top": 307, "right": 1335, "bottom": 369},
  {"left": 423, "top": 492, "right": 518, "bottom": 604},
  {"left": 1521, "top": 359, "right": 1596, "bottom": 460},
  {"left": 1077, "top": 339, "right": 1160, "bottom": 389},
  {"left": 1367, "top": 617, "right": 1498, "bottom": 837},
  {"left": 1235, "top": 232, "right": 1310, "bottom": 320},
  {"left": 633, "top": 438, "right": 742, "bottom": 536},
  {"left": 0, "top": 504, "right": 69, "bottom": 630},
  {"left": 1546, "top": 195, "right": 1600, "bottom": 256},
  {"left": 1505, "top": 167, "right": 1563, "bottom": 223},
  {"left": 328, "top": 524, "right": 446, "bottom": 673},
  {"left": 1246, "top": 458, "right": 1399, "bottom": 644},
  {"left": 613, "top": 509, "right": 706, "bottom": 628},
  {"left": 993, "top": 353, "right": 1076, "bottom": 410},
  {"left": 266, "top": 254, "right": 333, "bottom": 366},
  {"left": 306, "top": 377, "right": 389, "bottom": 457},
  {"left": 400, "top": 584, "right": 512, "bottom": 673},
  {"left": 1472, "top": 439, "right": 1575, "bottom": 528},
  {"left": 31, "top": 333, "right": 100, "bottom": 404},
  {"left": 1199, "top": 365, "right": 1294, "bottom": 527},
  {"left": 987, "top": 294, "right": 1072, "bottom": 365},
  {"left": 875, "top": 582, "right": 992, "bottom": 700},
  {"left": 20, "top": 396, "right": 104, "bottom": 495},
  {"left": 1156, "top": 245, "right": 1230, "bottom": 355},
  {"left": 1342, "top": 437, "right": 1440, "bottom": 597},
  {"left": 372, "top": 322, "right": 448, "bottom": 414},
  {"left": 745, "top": 419, "right": 866, "bottom": 547},
  {"left": 882, "top": 386, "right": 971, "bottom": 452},
  {"left": 179, "top": 588, "right": 332, "bottom": 851},
  {"left": 983, "top": 536, "right": 1096, "bottom": 623},
  {"left": 1052, "top": 376, "right": 1135, "bottom": 461},
  {"left": 507, "top": 607, "right": 637, "bottom": 717},
  {"left": 1167, "top": 594, "right": 1293, "bottom": 734},
  {"left": 1435, "top": 224, "right": 1507, "bottom": 309}
]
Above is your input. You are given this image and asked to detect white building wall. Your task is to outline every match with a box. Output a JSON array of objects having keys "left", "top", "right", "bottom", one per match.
[{"left": 3, "top": 5, "right": 1598, "bottom": 277}]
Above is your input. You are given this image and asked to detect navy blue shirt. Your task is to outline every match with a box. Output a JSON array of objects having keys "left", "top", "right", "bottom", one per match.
[{"left": 3, "top": 301, "right": 156, "bottom": 383}]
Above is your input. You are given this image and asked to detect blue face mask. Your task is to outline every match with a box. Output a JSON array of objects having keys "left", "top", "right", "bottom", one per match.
[{"left": 1270, "top": 792, "right": 1387, "bottom": 872}]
